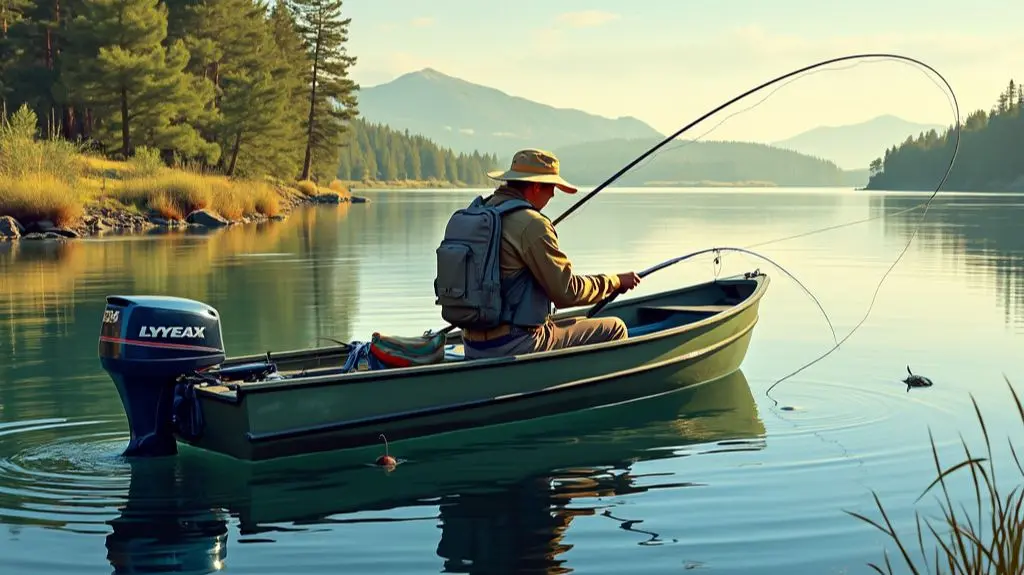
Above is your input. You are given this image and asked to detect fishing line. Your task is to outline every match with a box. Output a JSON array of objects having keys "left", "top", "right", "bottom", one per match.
[
  {"left": 622, "top": 56, "right": 959, "bottom": 183},
  {"left": 560, "top": 52, "right": 961, "bottom": 407},
  {"left": 622, "top": 58, "right": 898, "bottom": 181},
  {"left": 587, "top": 246, "right": 839, "bottom": 346},
  {"left": 552, "top": 52, "right": 959, "bottom": 227}
]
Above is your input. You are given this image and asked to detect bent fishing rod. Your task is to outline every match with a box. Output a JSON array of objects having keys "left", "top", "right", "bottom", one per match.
[
  {"left": 584, "top": 247, "right": 838, "bottom": 348},
  {"left": 551, "top": 51, "right": 957, "bottom": 227},
  {"left": 431, "top": 51, "right": 957, "bottom": 337}
]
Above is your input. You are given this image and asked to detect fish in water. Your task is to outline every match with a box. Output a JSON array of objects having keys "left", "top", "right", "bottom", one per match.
[{"left": 902, "top": 365, "right": 934, "bottom": 392}]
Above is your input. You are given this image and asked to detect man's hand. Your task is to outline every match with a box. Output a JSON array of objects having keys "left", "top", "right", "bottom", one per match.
[{"left": 616, "top": 272, "right": 641, "bottom": 293}]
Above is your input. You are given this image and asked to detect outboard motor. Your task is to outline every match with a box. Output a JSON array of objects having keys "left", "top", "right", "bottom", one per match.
[{"left": 99, "top": 295, "right": 225, "bottom": 457}]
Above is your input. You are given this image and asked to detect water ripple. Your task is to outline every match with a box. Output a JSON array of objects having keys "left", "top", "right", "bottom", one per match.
[{"left": 0, "top": 418, "right": 129, "bottom": 530}]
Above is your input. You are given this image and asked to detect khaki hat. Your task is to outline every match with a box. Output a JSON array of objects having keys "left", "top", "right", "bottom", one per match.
[{"left": 487, "top": 148, "right": 578, "bottom": 194}]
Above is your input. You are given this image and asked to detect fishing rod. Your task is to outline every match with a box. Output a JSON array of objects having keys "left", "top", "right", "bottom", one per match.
[
  {"left": 550, "top": 51, "right": 958, "bottom": 228},
  {"left": 431, "top": 52, "right": 958, "bottom": 343},
  {"left": 585, "top": 247, "right": 838, "bottom": 347},
  {"left": 573, "top": 53, "right": 959, "bottom": 403}
]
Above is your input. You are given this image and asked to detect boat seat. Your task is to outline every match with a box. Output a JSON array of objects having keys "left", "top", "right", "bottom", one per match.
[{"left": 630, "top": 304, "right": 735, "bottom": 337}]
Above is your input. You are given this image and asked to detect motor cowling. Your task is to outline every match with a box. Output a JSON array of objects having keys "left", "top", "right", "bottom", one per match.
[{"left": 99, "top": 295, "right": 226, "bottom": 457}]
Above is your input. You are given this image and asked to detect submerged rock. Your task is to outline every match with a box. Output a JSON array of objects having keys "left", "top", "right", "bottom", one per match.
[
  {"left": 185, "top": 209, "right": 229, "bottom": 228},
  {"left": 49, "top": 228, "right": 80, "bottom": 238},
  {"left": 313, "top": 192, "right": 342, "bottom": 204},
  {"left": 0, "top": 216, "right": 24, "bottom": 240}
]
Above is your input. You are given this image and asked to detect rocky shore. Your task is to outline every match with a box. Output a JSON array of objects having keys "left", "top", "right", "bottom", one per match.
[{"left": 0, "top": 189, "right": 367, "bottom": 242}]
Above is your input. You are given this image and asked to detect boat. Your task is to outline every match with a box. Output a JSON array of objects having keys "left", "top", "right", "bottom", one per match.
[
  {"left": 104, "top": 369, "right": 765, "bottom": 573},
  {"left": 97, "top": 268, "right": 770, "bottom": 461}
]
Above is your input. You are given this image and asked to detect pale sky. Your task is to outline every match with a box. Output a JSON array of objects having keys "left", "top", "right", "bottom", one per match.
[{"left": 342, "top": 0, "right": 1023, "bottom": 143}]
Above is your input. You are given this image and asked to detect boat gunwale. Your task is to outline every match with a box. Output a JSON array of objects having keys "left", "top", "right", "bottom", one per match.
[
  {"left": 200, "top": 271, "right": 769, "bottom": 399},
  {"left": 241, "top": 313, "right": 760, "bottom": 445}
]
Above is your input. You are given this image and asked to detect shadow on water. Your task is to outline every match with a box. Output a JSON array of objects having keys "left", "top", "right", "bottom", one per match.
[{"left": 93, "top": 369, "right": 763, "bottom": 574}]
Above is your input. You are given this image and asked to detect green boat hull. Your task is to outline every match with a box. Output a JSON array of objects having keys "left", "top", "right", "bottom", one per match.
[
  {"left": 105, "top": 369, "right": 764, "bottom": 573},
  {"left": 181, "top": 270, "right": 770, "bottom": 461}
]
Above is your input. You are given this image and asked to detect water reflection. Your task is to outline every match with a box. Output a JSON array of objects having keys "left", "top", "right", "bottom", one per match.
[
  {"left": 871, "top": 193, "right": 1024, "bottom": 326},
  {"left": 106, "top": 459, "right": 229, "bottom": 574},
  {"left": 0, "top": 205, "right": 363, "bottom": 427},
  {"left": 349, "top": 188, "right": 865, "bottom": 275},
  {"left": 103, "top": 369, "right": 763, "bottom": 574},
  {"left": 3, "top": 188, "right": 1022, "bottom": 574}
]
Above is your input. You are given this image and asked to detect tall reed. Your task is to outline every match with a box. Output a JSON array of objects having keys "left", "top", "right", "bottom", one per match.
[{"left": 848, "top": 376, "right": 1023, "bottom": 574}]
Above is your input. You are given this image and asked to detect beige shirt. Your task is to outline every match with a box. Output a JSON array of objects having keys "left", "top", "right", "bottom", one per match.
[{"left": 485, "top": 186, "right": 621, "bottom": 310}]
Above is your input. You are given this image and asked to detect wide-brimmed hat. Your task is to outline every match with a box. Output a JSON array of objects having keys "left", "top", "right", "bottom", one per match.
[{"left": 486, "top": 148, "right": 578, "bottom": 194}]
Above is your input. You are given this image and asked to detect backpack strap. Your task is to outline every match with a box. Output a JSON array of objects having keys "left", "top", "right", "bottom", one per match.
[{"left": 489, "top": 198, "right": 535, "bottom": 217}]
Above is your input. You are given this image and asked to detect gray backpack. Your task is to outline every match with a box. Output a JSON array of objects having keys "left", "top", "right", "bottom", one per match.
[{"left": 434, "top": 195, "right": 535, "bottom": 330}]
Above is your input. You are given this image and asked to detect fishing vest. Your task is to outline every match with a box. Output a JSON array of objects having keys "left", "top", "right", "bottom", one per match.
[{"left": 434, "top": 195, "right": 554, "bottom": 330}]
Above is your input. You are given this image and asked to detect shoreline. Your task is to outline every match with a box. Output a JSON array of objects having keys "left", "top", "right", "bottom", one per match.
[
  {"left": 340, "top": 178, "right": 477, "bottom": 190},
  {"left": 13, "top": 176, "right": 1009, "bottom": 243},
  {"left": 0, "top": 183, "right": 370, "bottom": 242}
]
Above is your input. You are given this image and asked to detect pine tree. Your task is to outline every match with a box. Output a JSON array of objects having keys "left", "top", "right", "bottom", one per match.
[
  {"left": 266, "top": 0, "right": 310, "bottom": 178},
  {"left": 175, "top": 0, "right": 303, "bottom": 177},
  {"left": 1, "top": 0, "right": 75, "bottom": 138},
  {"left": 60, "top": 0, "right": 217, "bottom": 159},
  {"left": 0, "top": 0, "right": 30, "bottom": 105},
  {"left": 288, "top": 0, "right": 358, "bottom": 181}
]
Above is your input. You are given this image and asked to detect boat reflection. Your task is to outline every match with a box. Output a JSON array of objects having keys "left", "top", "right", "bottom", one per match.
[
  {"left": 105, "top": 368, "right": 766, "bottom": 574},
  {"left": 105, "top": 458, "right": 229, "bottom": 574}
]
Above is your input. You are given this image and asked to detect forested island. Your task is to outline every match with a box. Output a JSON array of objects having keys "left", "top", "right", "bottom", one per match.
[{"left": 865, "top": 80, "right": 1024, "bottom": 192}]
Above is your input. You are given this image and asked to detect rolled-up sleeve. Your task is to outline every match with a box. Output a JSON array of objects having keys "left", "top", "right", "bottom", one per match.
[{"left": 517, "top": 217, "right": 621, "bottom": 309}]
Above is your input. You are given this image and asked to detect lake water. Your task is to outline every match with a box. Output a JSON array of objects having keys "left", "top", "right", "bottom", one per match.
[{"left": 1, "top": 187, "right": 1022, "bottom": 574}]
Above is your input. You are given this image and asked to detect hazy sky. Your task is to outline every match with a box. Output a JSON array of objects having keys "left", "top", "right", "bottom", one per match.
[{"left": 342, "top": 0, "right": 1022, "bottom": 143}]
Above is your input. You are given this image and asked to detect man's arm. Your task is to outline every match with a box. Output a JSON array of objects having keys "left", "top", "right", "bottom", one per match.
[{"left": 518, "top": 217, "right": 623, "bottom": 309}]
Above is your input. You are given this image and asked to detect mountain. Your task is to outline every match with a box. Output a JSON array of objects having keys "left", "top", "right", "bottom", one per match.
[
  {"left": 552, "top": 138, "right": 867, "bottom": 188},
  {"left": 356, "top": 68, "right": 664, "bottom": 156},
  {"left": 772, "top": 115, "right": 945, "bottom": 171}
]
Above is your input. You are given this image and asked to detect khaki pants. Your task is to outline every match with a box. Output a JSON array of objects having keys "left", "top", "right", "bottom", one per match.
[{"left": 463, "top": 316, "right": 628, "bottom": 360}]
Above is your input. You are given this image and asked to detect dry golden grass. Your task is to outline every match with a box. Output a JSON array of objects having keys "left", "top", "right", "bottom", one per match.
[
  {"left": 291, "top": 178, "right": 351, "bottom": 200},
  {"left": 251, "top": 182, "right": 282, "bottom": 217},
  {"left": 1, "top": 133, "right": 299, "bottom": 228},
  {"left": 327, "top": 179, "right": 352, "bottom": 199},
  {"left": 115, "top": 171, "right": 210, "bottom": 220},
  {"left": 295, "top": 179, "right": 319, "bottom": 197},
  {"left": 111, "top": 171, "right": 283, "bottom": 221},
  {"left": 78, "top": 154, "right": 130, "bottom": 179},
  {"left": 0, "top": 172, "right": 85, "bottom": 228}
]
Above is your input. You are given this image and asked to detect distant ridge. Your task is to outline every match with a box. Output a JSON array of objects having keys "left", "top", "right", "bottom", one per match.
[
  {"left": 552, "top": 137, "right": 868, "bottom": 188},
  {"left": 772, "top": 114, "right": 945, "bottom": 170},
  {"left": 357, "top": 68, "right": 664, "bottom": 156}
]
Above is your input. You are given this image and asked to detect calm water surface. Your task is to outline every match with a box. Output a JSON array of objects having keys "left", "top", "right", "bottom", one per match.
[{"left": 1, "top": 187, "right": 1023, "bottom": 574}]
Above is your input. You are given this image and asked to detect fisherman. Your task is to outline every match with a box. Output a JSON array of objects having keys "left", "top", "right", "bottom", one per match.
[{"left": 434, "top": 148, "right": 641, "bottom": 360}]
